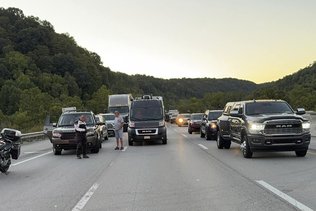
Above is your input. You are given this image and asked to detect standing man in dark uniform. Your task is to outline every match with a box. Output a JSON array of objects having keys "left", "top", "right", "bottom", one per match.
[{"left": 74, "top": 115, "right": 89, "bottom": 159}]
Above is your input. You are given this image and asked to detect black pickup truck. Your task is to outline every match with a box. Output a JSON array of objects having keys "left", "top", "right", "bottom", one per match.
[{"left": 217, "top": 100, "right": 311, "bottom": 158}]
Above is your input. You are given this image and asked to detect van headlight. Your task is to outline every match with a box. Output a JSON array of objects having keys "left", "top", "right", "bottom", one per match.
[
  {"left": 159, "top": 121, "right": 165, "bottom": 127},
  {"left": 248, "top": 122, "right": 265, "bottom": 134},
  {"left": 302, "top": 121, "right": 311, "bottom": 132},
  {"left": 129, "top": 121, "right": 135, "bottom": 128}
]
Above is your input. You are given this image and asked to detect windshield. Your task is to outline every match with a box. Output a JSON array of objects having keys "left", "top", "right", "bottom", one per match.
[
  {"left": 58, "top": 113, "right": 95, "bottom": 126},
  {"left": 108, "top": 106, "right": 129, "bottom": 114},
  {"left": 208, "top": 112, "right": 222, "bottom": 120},
  {"left": 131, "top": 107, "right": 163, "bottom": 121},
  {"left": 246, "top": 102, "right": 294, "bottom": 115},
  {"left": 191, "top": 114, "right": 203, "bottom": 120},
  {"left": 103, "top": 114, "right": 115, "bottom": 121}
]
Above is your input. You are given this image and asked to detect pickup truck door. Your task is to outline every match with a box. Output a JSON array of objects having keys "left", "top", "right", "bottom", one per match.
[{"left": 229, "top": 104, "right": 243, "bottom": 142}]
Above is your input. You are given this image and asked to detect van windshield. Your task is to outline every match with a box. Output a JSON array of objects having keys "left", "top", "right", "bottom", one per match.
[{"left": 130, "top": 101, "right": 163, "bottom": 121}]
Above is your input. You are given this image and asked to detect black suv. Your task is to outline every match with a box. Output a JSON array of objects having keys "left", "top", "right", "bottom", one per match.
[
  {"left": 217, "top": 100, "right": 311, "bottom": 158},
  {"left": 50, "top": 111, "right": 103, "bottom": 155},
  {"left": 128, "top": 96, "right": 167, "bottom": 145},
  {"left": 200, "top": 110, "right": 223, "bottom": 140}
]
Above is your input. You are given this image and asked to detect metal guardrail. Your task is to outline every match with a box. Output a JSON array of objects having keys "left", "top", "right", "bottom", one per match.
[{"left": 21, "top": 131, "right": 46, "bottom": 142}]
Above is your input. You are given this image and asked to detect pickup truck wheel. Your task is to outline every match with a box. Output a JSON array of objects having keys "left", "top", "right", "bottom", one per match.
[
  {"left": 241, "top": 135, "right": 253, "bottom": 158},
  {"left": 162, "top": 134, "right": 167, "bottom": 144},
  {"left": 104, "top": 134, "right": 108, "bottom": 141},
  {"left": 216, "top": 133, "right": 224, "bottom": 149},
  {"left": 295, "top": 150, "right": 307, "bottom": 157},
  {"left": 188, "top": 128, "right": 193, "bottom": 134},
  {"left": 91, "top": 146, "right": 100, "bottom": 153},
  {"left": 0, "top": 160, "right": 11, "bottom": 173},
  {"left": 53, "top": 146, "right": 62, "bottom": 155},
  {"left": 200, "top": 130, "right": 205, "bottom": 138},
  {"left": 224, "top": 140, "right": 231, "bottom": 149}
]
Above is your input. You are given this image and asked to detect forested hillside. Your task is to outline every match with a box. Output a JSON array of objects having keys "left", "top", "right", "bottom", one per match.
[{"left": 0, "top": 7, "right": 315, "bottom": 132}]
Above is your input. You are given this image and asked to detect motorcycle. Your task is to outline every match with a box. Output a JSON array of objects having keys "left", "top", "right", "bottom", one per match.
[{"left": 0, "top": 128, "right": 21, "bottom": 173}]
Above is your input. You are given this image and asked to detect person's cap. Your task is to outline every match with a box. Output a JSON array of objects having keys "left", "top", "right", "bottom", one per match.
[{"left": 114, "top": 111, "right": 119, "bottom": 113}]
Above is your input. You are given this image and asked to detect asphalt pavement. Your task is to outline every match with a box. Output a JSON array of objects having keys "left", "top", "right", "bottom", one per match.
[{"left": 1, "top": 124, "right": 316, "bottom": 211}]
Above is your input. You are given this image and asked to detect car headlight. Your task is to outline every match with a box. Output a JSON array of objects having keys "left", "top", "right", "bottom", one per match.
[
  {"left": 248, "top": 122, "right": 265, "bottom": 134},
  {"left": 302, "top": 121, "right": 311, "bottom": 132},
  {"left": 210, "top": 123, "right": 217, "bottom": 129},
  {"left": 86, "top": 131, "right": 95, "bottom": 137},
  {"left": 179, "top": 118, "right": 183, "bottom": 123},
  {"left": 159, "top": 121, "right": 165, "bottom": 127},
  {"left": 52, "top": 131, "right": 62, "bottom": 138},
  {"left": 129, "top": 121, "right": 135, "bottom": 128}
]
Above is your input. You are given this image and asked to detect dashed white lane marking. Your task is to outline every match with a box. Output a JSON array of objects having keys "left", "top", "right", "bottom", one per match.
[
  {"left": 12, "top": 151, "right": 52, "bottom": 167},
  {"left": 198, "top": 144, "right": 208, "bottom": 150},
  {"left": 256, "top": 180, "right": 313, "bottom": 211},
  {"left": 121, "top": 146, "right": 128, "bottom": 152},
  {"left": 72, "top": 183, "right": 99, "bottom": 211},
  {"left": 24, "top": 152, "right": 37, "bottom": 154},
  {"left": 182, "top": 134, "right": 188, "bottom": 138}
]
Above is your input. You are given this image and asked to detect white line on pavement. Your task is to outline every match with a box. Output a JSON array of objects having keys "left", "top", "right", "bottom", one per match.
[
  {"left": 12, "top": 151, "right": 52, "bottom": 167},
  {"left": 182, "top": 134, "right": 188, "bottom": 138},
  {"left": 72, "top": 183, "right": 99, "bottom": 211},
  {"left": 121, "top": 146, "right": 128, "bottom": 152},
  {"left": 256, "top": 180, "right": 313, "bottom": 211},
  {"left": 198, "top": 144, "right": 208, "bottom": 150}
]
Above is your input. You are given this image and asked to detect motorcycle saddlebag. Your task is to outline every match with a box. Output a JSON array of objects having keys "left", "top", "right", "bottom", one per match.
[{"left": 10, "top": 143, "right": 21, "bottom": 160}]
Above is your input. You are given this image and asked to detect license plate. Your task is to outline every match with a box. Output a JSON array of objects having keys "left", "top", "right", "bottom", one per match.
[{"left": 144, "top": 136, "right": 151, "bottom": 140}]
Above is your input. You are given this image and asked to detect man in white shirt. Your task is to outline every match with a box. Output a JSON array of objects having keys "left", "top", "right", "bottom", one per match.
[{"left": 114, "top": 111, "right": 124, "bottom": 150}]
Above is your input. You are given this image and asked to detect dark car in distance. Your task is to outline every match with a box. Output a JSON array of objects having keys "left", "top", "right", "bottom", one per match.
[
  {"left": 200, "top": 110, "right": 223, "bottom": 140},
  {"left": 217, "top": 100, "right": 311, "bottom": 158},
  {"left": 188, "top": 113, "right": 204, "bottom": 134}
]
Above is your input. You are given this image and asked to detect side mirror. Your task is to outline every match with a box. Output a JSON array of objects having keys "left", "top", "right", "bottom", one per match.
[
  {"left": 53, "top": 123, "right": 57, "bottom": 127},
  {"left": 296, "top": 108, "right": 306, "bottom": 115},
  {"left": 230, "top": 110, "right": 242, "bottom": 117}
]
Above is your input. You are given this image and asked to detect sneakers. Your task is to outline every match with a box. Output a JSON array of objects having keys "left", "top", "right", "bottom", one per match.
[
  {"left": 120, "top": 147, "right": 124, "bottom": 150},
  {"left": 77, "top": 156, "right": 82, "bottom": 159},
  {"left": 83, "top": 155, "right": 89, "bottom": 159},
  {"left": 115, "top": 146, "right": 120, "bottom": 150}
]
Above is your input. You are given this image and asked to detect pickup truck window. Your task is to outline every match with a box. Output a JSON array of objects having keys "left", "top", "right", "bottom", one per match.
[{"left": 246, "top": 102, "right": 293, "bottom": 116}]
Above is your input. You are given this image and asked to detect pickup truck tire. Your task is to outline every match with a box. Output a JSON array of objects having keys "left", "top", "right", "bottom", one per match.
[
  {"left": 224, "top": 141, "right": 231, "bottom": 149},
  {"left": 162, "top": 135, "right": 167, "bottom": 144},
  {"left": 242, "top": 135, "right": 253, "bottom": 158},
  {"left": 188, "top": 129, "right": 193, "bottom": 134},
  {"left": 295, "top": 150, "right": 307, "bottom": 157},
  {"left": 53, "top": 145, "right": 62, "bottom": 155},
  {"left": 216, "top": 133, "right": 224, "bottom": 149}
]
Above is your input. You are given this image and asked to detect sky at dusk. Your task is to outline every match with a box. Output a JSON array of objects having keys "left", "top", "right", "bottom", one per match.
[{"left": 2, "top": 0, "right": 316, "bottom": 83}]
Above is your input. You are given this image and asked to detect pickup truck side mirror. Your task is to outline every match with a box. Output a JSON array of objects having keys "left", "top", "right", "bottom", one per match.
[{"left": 296, "top": 108, "right": 306, "bottom": 115}]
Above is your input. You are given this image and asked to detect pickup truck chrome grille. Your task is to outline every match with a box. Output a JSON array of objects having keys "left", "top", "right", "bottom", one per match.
[{"left": 264, "top": 120, "right": 302, "bottom": 135}]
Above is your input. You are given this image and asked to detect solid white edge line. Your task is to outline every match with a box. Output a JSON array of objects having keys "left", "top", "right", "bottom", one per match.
[
  {"left": 198, "top": 144, "right": 208, "bottom": 150},
  {"left": 72, "top": 183, "right": 99, "bottom": 211},
  {"left": 256, "top": 180, "right": 313, "bottom": 211},
  {"left": 11, "top": 151, "right": 52, "bottom": 166},
  {"left": 182, "top": 134, "right": 188, "bottom": 138}
]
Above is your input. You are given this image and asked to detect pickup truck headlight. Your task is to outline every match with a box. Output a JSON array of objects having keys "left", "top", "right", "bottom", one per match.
[
  {"left": 302, "top": 121, "right": 311, "bottom": 132},
  {"left": 248, "top": 122, "right": 265, "bottom": 134}
]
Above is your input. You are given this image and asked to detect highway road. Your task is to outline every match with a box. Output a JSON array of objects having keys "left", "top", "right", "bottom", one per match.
[{"left": 1, "top": 124, "right": 316, "bottom": 211}]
